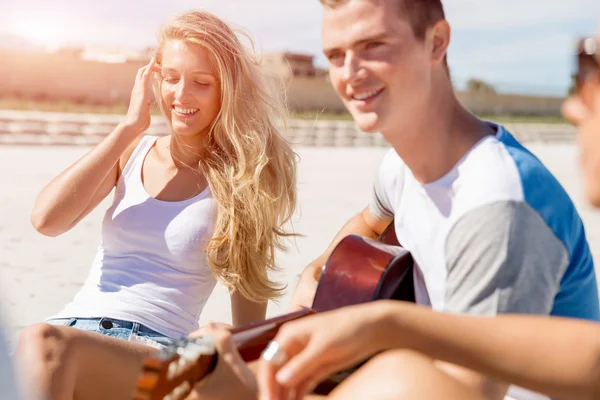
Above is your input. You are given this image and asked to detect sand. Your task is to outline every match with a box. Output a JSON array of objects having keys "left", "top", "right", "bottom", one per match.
[{"left": 1, "top": 143, "right": 599, "bottom": 349}]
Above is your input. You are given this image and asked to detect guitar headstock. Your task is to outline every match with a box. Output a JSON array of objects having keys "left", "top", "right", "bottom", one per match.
[
  {"left": 133, "top": 335, "right": 217, "bottom": 400},
  {"left": 132, "top": 309, "right": 313, "bottom": 400}
]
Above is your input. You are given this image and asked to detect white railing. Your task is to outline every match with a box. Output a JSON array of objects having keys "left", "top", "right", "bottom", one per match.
[{"left": 0, "top": 110, "right": 576, "bottom": 147}]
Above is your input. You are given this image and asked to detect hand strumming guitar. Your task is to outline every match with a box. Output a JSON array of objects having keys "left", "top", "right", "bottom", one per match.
[{"left": 256, "top": 303, "right": 389, "bottom": 400}]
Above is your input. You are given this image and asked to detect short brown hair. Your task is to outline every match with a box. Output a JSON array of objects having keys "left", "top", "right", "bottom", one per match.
[{"left": 320, "top": 0, "right": 446, "bottom": 40}]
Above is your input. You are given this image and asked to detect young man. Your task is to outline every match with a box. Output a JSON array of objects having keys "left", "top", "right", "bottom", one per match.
[
  {"left": 253, "top": 24, "right": 600, "bottom": 400},
  {"left": 277, "top": 0, "right": 598, "bottom": 399}
]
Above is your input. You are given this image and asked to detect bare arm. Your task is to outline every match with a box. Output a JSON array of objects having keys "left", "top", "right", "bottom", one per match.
[
  {"left": 31, "top": 126, "right": 141, "bottom": 237},
  {"left": 376, "top": 301, "right": 600, "bottom": 400},
  {"left": 31, "top": 59, "right": 158, "bottom": 237},
  {"left": 230, "top": 290, "right": 268, "bottom": 327},
  {"left": 288, "top": 206, "right": 392, "bottom": 311}
]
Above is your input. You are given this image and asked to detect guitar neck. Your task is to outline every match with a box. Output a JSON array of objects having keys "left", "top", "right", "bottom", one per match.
[
  {"left": 133, "top": 308, "right": 315, "bottom": 400},
  {"left": 233, "top": 308, "right": 315, "bottom": 361}
]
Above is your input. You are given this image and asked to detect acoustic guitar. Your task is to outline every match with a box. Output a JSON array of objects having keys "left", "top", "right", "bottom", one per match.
[{"left": 132, "top": 223, "right": 415, "bottom": 400}]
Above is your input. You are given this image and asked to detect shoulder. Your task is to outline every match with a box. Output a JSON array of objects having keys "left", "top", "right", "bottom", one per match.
[
  {"left": 494, "top": 125, "right": 588, "bottom": 254},
  {"left": 117, "top": 135, "right": 158, "bottom": 178},
  {"left": 452, "top": 125, "right": 577, "bottom": 220},
  {"left": 453, "top": 130, "right": 525, "bottom": 204},
  {"left": 495, "top": 125, "right": 565, "bottom": 193},
  {"left": 375, "top": 148, "right": 406, "bottom": 188},
  {"left": 379, "top": 147, "right": 404, "bottom": 169}
]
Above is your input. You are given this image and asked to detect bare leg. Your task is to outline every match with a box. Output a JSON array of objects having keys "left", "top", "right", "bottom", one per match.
[
  {"left": 327, "top": 350, "right": 487, "bottom": 400},
  {"left": 15, "top": 323, "right": 158, "bottom": 400}
]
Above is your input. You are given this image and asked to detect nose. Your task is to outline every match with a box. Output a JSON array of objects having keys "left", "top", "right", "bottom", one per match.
[
  {"left": 174, "top": 78, "right": 193, "bottom": 102},
  {"left": 342, "top": 52, "right": 366, "bottom": 85}
]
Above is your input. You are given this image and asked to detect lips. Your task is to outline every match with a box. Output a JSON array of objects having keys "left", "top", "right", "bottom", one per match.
[
  {"left": 172, "top": 105, "right": 199, "bottom": 117},
  {"left": 351, "top": 87, "right": 384, "bottom": 101},
  {"left": 349, "top": 87, "right": 385, "bottom": 110}
]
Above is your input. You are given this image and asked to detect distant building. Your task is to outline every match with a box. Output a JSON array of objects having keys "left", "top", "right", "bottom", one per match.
[
  {"left": 0, "top": 40, "right": 566, "bottom": 116},
  {"left": 262, "top": 52, "right": 327, "bottom": 79}
]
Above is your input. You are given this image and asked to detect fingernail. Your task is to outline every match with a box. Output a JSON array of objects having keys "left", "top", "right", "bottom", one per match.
[{"left": 275, "top": 368, "right": 292, "bottom": 384}]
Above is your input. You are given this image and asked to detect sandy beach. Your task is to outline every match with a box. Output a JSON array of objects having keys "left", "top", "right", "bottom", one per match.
[{"left": 1, "top": 143, "right": 599, "bottom": 349}]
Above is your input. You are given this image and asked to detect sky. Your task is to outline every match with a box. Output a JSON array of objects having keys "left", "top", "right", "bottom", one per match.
[{"left": 2, "top": 0, "right": 599, "bottom": 96}]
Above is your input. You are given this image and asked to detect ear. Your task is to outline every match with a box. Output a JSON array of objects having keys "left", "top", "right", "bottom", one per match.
[{"left": 429, "top": 19, "right": 451, "bottom": 65}]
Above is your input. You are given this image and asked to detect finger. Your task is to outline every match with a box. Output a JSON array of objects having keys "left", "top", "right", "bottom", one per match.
[
  {"left": 258, "top": 335, "right": 311, "bottom": 399},
  {"left": 258, "top": 338, "right": 304, "bottom": 400},
  {"left": 213, "top": 322, "right": 233, "bottom": 331},
  {"left": 142, "top": 57, "right": 156, "bottom": 79},
  {"left": 291, "top": 381, "right": 314, "bottom": 400},
  {"left": 274, "top": 342, "right": 324, "bottom": 387},
  {"left": 257, "top": 350, "right": 281, "bottom": 400},
  {"left": 213, "top": 329, "right": 256, "bottom": 389},
  {"left": 136, "top": 65, "right": 148, "bottom": 80},
  {"left": 290, "top": 381, "right": 317, "bottom": 400},
  {"left": 146, "top": 56, "right": 156, "bottom": 70},
  {"left": 188, "top": 322, "right": 218, "bottom": 338},
  {"left": 288, "top": 361, "right": 344, "bottom": 399}
]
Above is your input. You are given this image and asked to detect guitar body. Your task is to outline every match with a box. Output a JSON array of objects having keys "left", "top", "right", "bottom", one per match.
[
  {"left": 311, "top": 235, "right": 414, "bottom": 314},
  {"left": 133, "top": 224, "right": 415, "bottom": 400}
]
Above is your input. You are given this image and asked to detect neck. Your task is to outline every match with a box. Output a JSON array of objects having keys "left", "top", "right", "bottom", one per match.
[
  {"left": 168, "top": 134, "right": 206, "bottom": 169},
  {"left": 382, "top": 73, "right": 495, "bottom": 184}
]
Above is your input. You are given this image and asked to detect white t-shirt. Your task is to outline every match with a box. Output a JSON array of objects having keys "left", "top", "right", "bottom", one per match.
[
  {"left": 369, "top": 123, "right": 599, "bottom": 400},
  {"left": 50, "top": 136, "right": 218, "bottom": 338}
]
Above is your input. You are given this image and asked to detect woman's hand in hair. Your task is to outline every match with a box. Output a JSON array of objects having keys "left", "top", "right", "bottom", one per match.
[{"left": 123, "top": 57, "right": 160, "bottom": 135}]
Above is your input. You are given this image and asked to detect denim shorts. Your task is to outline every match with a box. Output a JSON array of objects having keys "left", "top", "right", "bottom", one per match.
[{"left": 45, "top": 317, "right": 176, "bottom": 349}]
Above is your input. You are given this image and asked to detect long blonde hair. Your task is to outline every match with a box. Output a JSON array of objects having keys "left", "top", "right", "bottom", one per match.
[{"left": 153, "top": 10, "right": 298, "bottom": 303}]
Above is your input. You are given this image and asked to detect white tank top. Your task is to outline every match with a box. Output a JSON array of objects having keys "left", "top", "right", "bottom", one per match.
[{"left": 50, "top": 136, "right": 218, "bottom": 338}]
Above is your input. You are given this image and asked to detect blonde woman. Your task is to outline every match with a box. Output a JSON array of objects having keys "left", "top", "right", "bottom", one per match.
[{"left": 15, "top": 9, "right": 297, "bottom": 400}]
